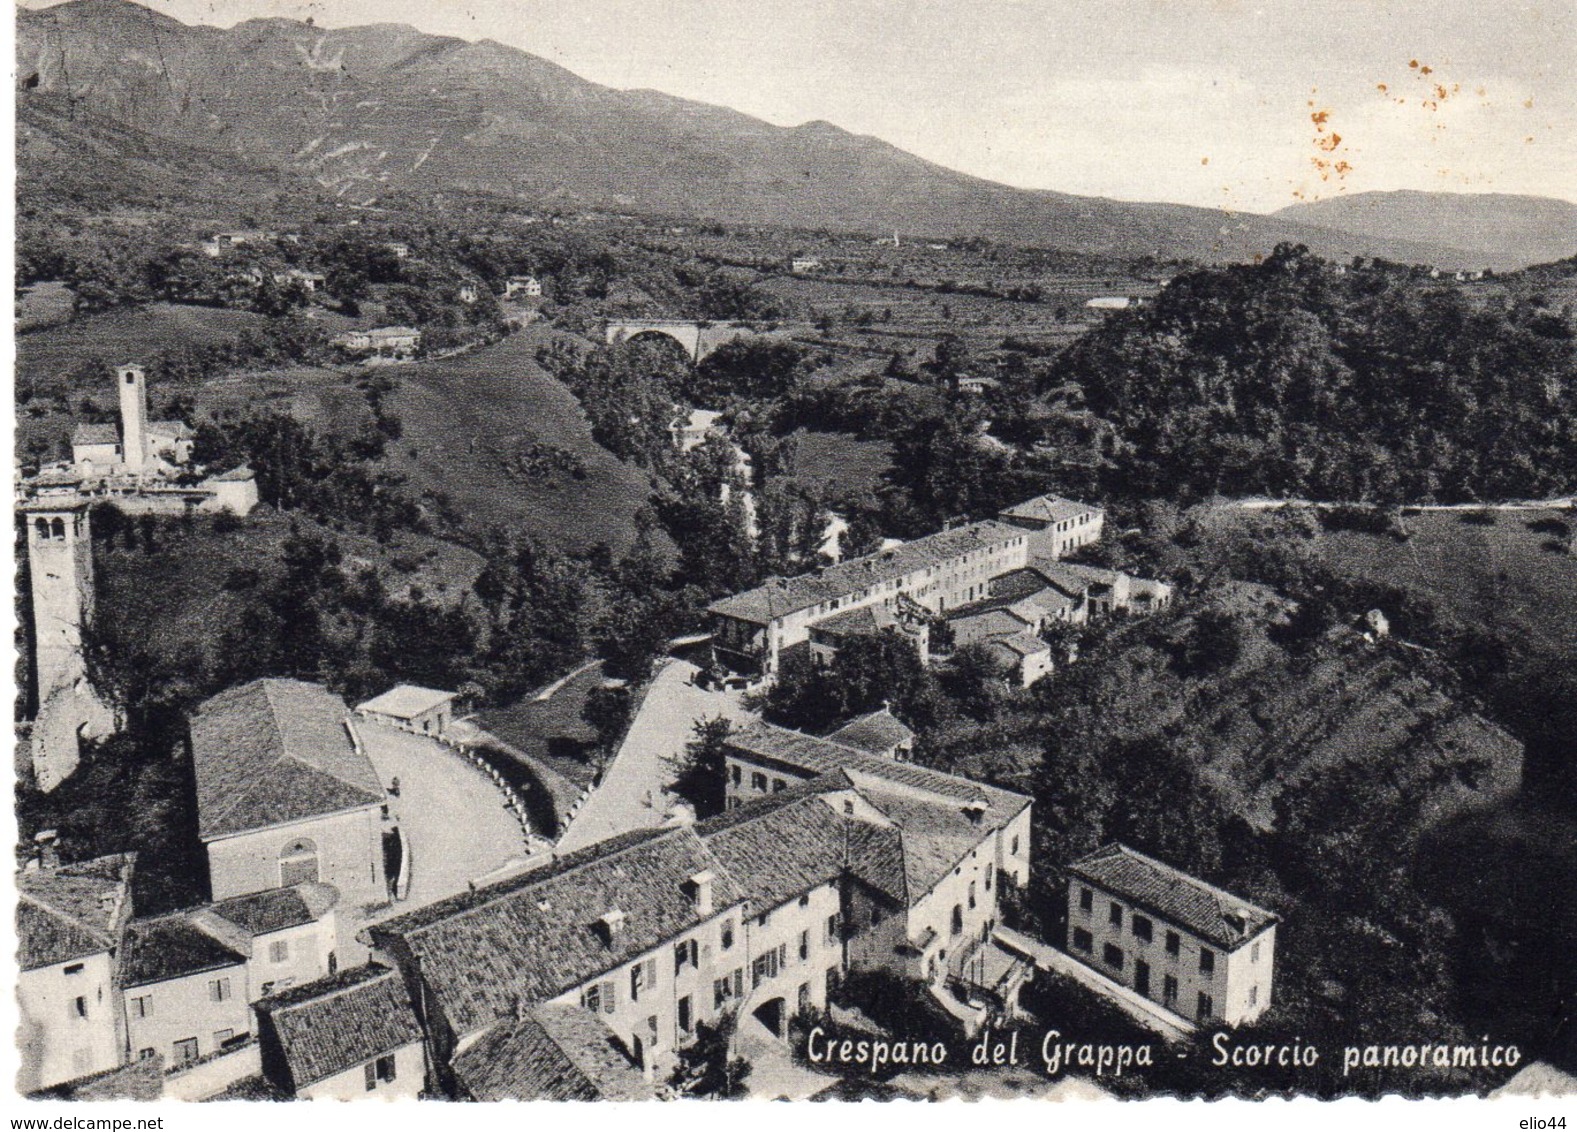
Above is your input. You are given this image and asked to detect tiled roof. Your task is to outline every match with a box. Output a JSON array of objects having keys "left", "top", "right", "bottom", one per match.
[
  {"left": 699, "top": 791, "right": 851, "bottom": 910},
  {"left": 200, "top": 1074, "right": 293, "bottom": 1101},
  {"left": 147, "top": 420, "right": 194, "bottom": 440},
  {"left": 208, "top": 464, "right": 256, "bottom": 483},
  {"left": 827, "top": 708, "right": 914, "bottom": 755},
  {"left": 708, "top": 520, "right": 1027, "bottom": 624},
  {"left": 70, "top": 423, "right": 119, "bottom": 447},
  {"left": 1068, "top": 844, "right": 1278, "bottom": 950},
  {"left": 999, "top": 495, "right": 1102, "bottom": 525},
  {"left": 453, "top": 1005, "right": 653, "bottom": 1102},
  {"left": 950, "top": 607, "right": 1034, "bottom": 646},
  {"left": 16, "top": 854, "right": 136, "bottom": 971},
  {"left": 207, "top": 884, "right": 338, "bottom": 938},
  {"left": 356, "top": 684, "right": 454, "bottom": 720},
  {"left": 190, "top": 679, "right": 384, "bottom": 841},
  {"left": 31, "top": 1054, "right": 165, "bottom": 1100},
  {"left": 850, "top": 780, "right": 1001, "bottom": 899},
  {"left": 255, "top": 965, "right": 422, "bottom": 1089},
  {"left": 988, "top": 631, "right": 1050, "bottom": 661},
  {"left": 725, "top": 723, "right": 1028, "bottom": 818},
  {"left": 368, "top": 827, "right": 748, "bottom": 1037},
  {"left": 121, "top": 914, "right": 247, "bottom": 987}
]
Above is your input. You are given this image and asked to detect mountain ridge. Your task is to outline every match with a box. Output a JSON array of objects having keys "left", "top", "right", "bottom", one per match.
[{"left": 17, "top": 0, "right": 1570, "bottom": 268}]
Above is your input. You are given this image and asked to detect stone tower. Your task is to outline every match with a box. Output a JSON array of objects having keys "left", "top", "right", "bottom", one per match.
[
  {"left": 117, "top": 363, "right": 149, "bottom": 475},
  {"left": 22, "top": 500, "right": 113, "bottom": 791}
]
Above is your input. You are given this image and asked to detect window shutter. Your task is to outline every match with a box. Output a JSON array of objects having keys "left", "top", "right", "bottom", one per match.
[
  {"left": 646, "top": 957, "right": 658, "bottom": 987},
  {"left": 603, "top": 980, "right": 616, "bottom": 1012},
  {"left": 364, "top": 1061, "right": 377, "bottom": 1091}
]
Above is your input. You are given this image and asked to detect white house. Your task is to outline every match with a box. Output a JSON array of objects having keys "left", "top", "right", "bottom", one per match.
[
  {"left": 1065, "top": 843, "right": 1277, "bottom": 1027},
  {"left": 356, "top": 685, "right": 456, "bottom": 738}
]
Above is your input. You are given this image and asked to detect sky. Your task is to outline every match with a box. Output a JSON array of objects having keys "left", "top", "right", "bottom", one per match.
[{"left": 19, "top": 0, "right": 1577, "bottom": 212}]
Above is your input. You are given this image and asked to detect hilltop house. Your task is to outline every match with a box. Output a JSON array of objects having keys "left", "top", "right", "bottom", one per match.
[
  {"left": 16, "top": 853, "right": 137, "bottom": 1092},
  {"left": 505, "top": 275, "right": 543, "bottom": 298},
  {"left": 189, "top": 679, "right": 390, "bottom": 911},
  {"left": 273, "top": 269, "right": 326, "bottom": 293},
  {"left": 1066, "top": 844, "right": 1277, "bottom": 1027}
]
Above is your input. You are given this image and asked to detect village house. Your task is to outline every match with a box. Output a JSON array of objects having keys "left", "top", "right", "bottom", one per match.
[
  {"left": 355, "top": 684, "right": 457, "bottom": 739},
  {"left": 997, "top": 494, "right": 1105, "bottom": 559},
  {"left": 365, "top": 736, "right": 1035, "bottom": 1095},
  {"left": 1065, "top": 843, "right": 1277, "bottom": 1028},
  {"left": 201, "top": 230, "right": 273, "bottom": 257},
  {"left": 505, "top": 275, "right": 543, "bottom": 298},
  {"left": 189, "top": 678, "right": 391, "bottom": 912},
  {"left": 273, "top": 268, "right": 326, "bottom": 292},
  {"left": 807, "top": 599, "right": 931, "bottom": 668},
  {"left": 119, "top": 915, "right": 254, "bottom": 1069},
  {"left": 69, "top": 365, "right": 193, "bottom": 478},
  {"left": 333, "top": 326, "right": 422, "bottom": 363},
  {"left": 16, "top": 852, "right": 136, "bottom": 1092},
  {"left": 194, "top": 883, "right": 342, "bottom": 997},
  {"left": 825, "top": 707, "right": 915, "bottom": 760},
  {"left": 452, "top": 1003, "right": 654, "bottom": 1101},
  {"left": 384, "top": 242, "right": 411, "bottom": 259},
  {"left": 252, "top": 965, "right": 425, "bottom": 1100},
  {"left": 790, "top": 257, "right": 822, "bottom": 273},
  {"left": 457, "top": 282, "right": 480, "bottom": 304}
]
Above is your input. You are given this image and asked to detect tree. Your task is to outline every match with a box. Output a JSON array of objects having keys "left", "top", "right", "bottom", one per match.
[
  {"left": 668, "top": 1015, "right": 751, "bottom": 1097},
  {"left": 673, "top": 716, "right": 734, "bottom": 818},
  {"left": 581, "top": 684, "right": 633, "bottom": 761}
]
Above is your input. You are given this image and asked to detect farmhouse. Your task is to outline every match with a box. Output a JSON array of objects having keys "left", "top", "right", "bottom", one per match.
[
  {"left": 190, "top": 679, "right": 391, "bottom": 910},
  {"left": 505, "top": 275, "right": 543, "bottom": 298},
  {"left": 997, "top": 494, "right": 1105, "bottom": 559},
  {"left": 273, "top": 269, "right": 326, "bottom": 292},
  {"left": 1065, "top": 843, "right": 1277, "bottom": 1028},
  {"left": 334, "top": 326, "right": 422, "bottom": 363}
]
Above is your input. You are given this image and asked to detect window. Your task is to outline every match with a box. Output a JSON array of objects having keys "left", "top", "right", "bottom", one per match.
[
  {"left": 730, "top": 765, "right": 741, "bottom": 785},
  {"left": 675, "top": 938, "right": 696, "bottom": 974},
  {"left": 1165, "top": 931, "right": 1180, "bottom": 956},
  {"left": 678, "top": 995, "right": 693, "bottom": 1034},
  {"left": 1163, "top": 975, "right": 1178, "bottom": 1005},
  {"left": 1199, "top": 948, "right": 1215, "bottom": 975},
  {"left": 1072, "top": 927, "right": 1093, "bottom": 953},
  {"left": 1249, "top": 985, "right": 1258, "bottom": 1007},
  {"left": 70, "top": 996, "right": 88, "bottom": 1019},
  {"left": 581, "top": 983, "right": 601, "bottom": 1013},
  {"left": 64, "top": 963, "right": 85, "bottom": 976},
  {"left": 721, "top": 921, "right": 735, "bottom": 951},
  {"left": 798, "top": 894, "right": 810, "bottom": 908},
  {"left": 799, "top": 930, "right": 810, "bottom": 961},
  {"left": 631, "top": 963, "right": 645, "bottom": 1002},
  {"left": 968, "top": 880, "right": 977, "bottom": 910},
  {"left": 757, "top": 910, "right": 769, "bottom": 928},
  {"left": 798, "top": 983, "right": 811, "bottom": 1013},
  {"left": 269, "top": 940, "right": 290, "bottom": 963},
  {"left": 1251, "top": 941, "right": 1261, "bottom": 963},
  {"left": 1079, "top": 888, "right": 1093, "bottom": 913},
  {"left": 772, "top": 778, "right": 786, "bottom": 793},
  {"left": 1012, "top": 835, "right": 1020, "bottom": 856},
  {"left": 1109, "top": 902, "right": 1123, "bottom": 927},
  {"left": 827, "top": 912, "right": 842, "bottom": 945},
  {"left": 870, "top": 905, "right": 883, "bottom": 929},
  {"left": 1132, "top": 915, "right": 1152, "bottom": 943},
  {"left": 951, "top": 904, "right": 964, "bottom": 936},
  {"left": 209, "top": 977, "right": 232, "bottom": 1002},
  {"left": 130, "top": 995, "right": 151, "bottom": 1019},
  {"left": 714, "top": 976, "right": 733, "bottom": 1010},
  {"left": 1197, "top": 993, "right": 1214, "bottom": 1021},
  {"left": 752, "top": 949, "right": 780, "bottom": 988},
  {"left": 213, "top": 1029, "right": 235, "bottom": 1048},
  {"left": 985, "top": 865, "right": 993, "bottom": 892},
  {"left": 751, "top": 772, "right": 767, "bottom": 792},
  {"left": 138, "top": 1048, "right": 155, "bottom": 1061},
  {"left": 173, "top": 1038, "right": 199, "bottom": 1065},
  {"left": 1102, "top": 943, "right": 1124, "bottom": 970}
]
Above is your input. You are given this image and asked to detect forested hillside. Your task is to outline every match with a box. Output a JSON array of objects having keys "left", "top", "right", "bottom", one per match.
[{"left": 1055, "top": 245, "right": 1576, "bottom": 503}]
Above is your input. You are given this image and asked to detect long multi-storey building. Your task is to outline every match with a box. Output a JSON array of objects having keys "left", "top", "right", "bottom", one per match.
[{"left": 708, "top": 519, "right": 1032, "bottom": 678}]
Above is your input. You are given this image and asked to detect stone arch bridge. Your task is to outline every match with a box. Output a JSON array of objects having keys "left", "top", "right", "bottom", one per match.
[{"left": 603, "top": 320, "right": 763, "bottom": 363}]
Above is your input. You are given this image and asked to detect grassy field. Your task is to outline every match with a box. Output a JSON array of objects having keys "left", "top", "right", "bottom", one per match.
[
  {"left": 476, "top": 663, "right": 606, "bottom": 791},
  {"left": 380, "top": 326, "right": 654, "bottom": 554},
  {"left": 1318, "top": 509, "right": 1577, "bottom": 662},
  {"left": 782, "top": 429, "right": 893, "bottom": 496},
  {"left": 94, "top": 509, "right": 485, "bottom": 677}
]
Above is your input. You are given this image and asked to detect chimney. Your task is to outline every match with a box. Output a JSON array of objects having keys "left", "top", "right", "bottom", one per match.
[
  {"left": 687, "top": 871, "right": 715, "bottom": 917},
  {"left": 34, "top": 829, "right": 60, "bottom": 870},
  {"left": 962, "top": 800, "right": 988, "bottom": 825},
  {"left": 598, "top": 908, "right": 626, "bottom": 944}
]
